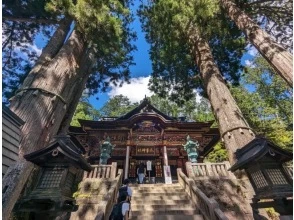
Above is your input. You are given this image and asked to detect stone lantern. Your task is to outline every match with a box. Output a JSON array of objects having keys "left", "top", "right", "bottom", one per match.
[
  {"left": 229, "top": 138, "right": 293, "bottom": 217},
  {"left": 16, "top": 135, "right": 92, "bottom": 217}
]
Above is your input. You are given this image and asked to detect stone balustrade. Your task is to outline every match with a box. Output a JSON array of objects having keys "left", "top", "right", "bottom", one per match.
[
  {"left": 96, "top": 169, "right": 123, "bottom": 220},
  {"left": 186, "top": 161, "right": 236, "bottom": 179},
  {"left": 83, "top": 162, "right": 117, "bottom": 179},
  {"left": 177, "top": 168, "right": 228, "bottom": 220},
  {"left": 70, "top": 168, "right": 123, "bottom": 220}
]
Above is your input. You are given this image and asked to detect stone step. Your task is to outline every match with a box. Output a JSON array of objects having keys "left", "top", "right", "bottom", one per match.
[
  {"left": 131, "top": 192, "right": 188, "bottom": 197},
  {"left": 131, "top": 191, "right": 185, "bottom": 195},
  {"left": 130, "top": 209, "right": 200, "bottom": 216},
  {"left": 130, "top": 214, "right": 204, "bottom": 220},
  {"left": 131, "top": 195, "right": 189, "bottom": 200},
  {"left": 131, "top": 188, "right": 185, "bottom": 193},
  {"left": 130, "top": 184, "right": 181, "bottom": 188},
  {"left": 130, "top": 199, "right": 190, "bottom": 205},
  {"left": 131, "top": 204, "right": 195, "bottom": 211}
]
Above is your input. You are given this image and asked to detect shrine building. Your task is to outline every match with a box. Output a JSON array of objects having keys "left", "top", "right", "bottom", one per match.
[{"left": 69, "top": 98, "right": 220, "bottom": 181}]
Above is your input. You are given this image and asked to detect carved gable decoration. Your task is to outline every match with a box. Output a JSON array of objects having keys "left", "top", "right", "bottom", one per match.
[
  {"left": 133, "top": 120, "right": 162, "bottom": 145},
  {"left": 134, "top": 120, "right": 160, "bottom": 133}
]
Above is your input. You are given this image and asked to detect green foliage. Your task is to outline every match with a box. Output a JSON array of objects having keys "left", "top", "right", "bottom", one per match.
[
  {"left": 205, "top": 142, "right": 228, "bottom": 162},
  {"left": 71, "top": 99, "right": 101, "bottom": 126},
  {"left": 45, "top": 0, "right": 137, "bottom": 96},
  {"left": 192, "top": 97, "right": 215, "bottom": 123},
  {"left": 2, "top": 0, "right": 57, "bottom": 103},
  {"left": 231, "top": 56, "right": 293, "bottom": 151},
  {"left": 265, "top": 207, "right": 279, "bottom": 220},
  {"left": 3, "top": 0, "right": 136, "bottom": 102},
  {"left": 138, "top": 0, "right": 246, "bottom": 104},
  {"left": 235, "top": 0, "right": 293, "bottom": 50},
  {"left": 100, "top": 95, "right": 138, "bottom": 117},
  {"left": 149, "top": 94, "right": 215, "bottom": 122}
]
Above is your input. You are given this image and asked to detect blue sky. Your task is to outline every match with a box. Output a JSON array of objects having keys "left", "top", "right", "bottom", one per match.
[
  {"left": 32, "top": 2, "right": 258, "bottom": 110},
  {"left": 89, "top": 1, "right": 153, "bottom": 109}
]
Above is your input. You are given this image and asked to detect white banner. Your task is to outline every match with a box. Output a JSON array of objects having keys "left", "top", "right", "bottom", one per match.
[
  {"left": 147, "top": 160, "right": 152, "bottom": 171},
  {"left": 163, "top": 165, "right": 172, "bottom": 184}
]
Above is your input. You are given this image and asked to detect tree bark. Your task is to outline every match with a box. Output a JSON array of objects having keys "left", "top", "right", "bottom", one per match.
[
  {"left": 22, "top": 17, "right": 72, "bottom": 87},
  {"left": 191, "top": 35, "right": 255, "bottom": 165},
  {"left": 2, "top": 29, "right": 87, "bottom": 220},
  {"left": 219, "top": 0, "right": 293, "bottom": 88}
]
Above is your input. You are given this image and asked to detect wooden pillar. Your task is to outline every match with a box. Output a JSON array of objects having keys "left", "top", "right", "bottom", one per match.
[
  {"left": 124, "top": 146, "right": 130, "bottom": 179},
  {"left": 163, "top": 146, "right": 168, "bottom": 166}
]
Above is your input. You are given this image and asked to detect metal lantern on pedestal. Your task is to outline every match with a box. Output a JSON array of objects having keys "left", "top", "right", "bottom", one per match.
[
  {"left": 230, "top": 138, "right": 293, "bottom": 217},
  {"left": 16, "top": 135, "right": 92, "bottom": 218},
  {"left": 99, "top": 136, "right": 115, "bottom": 165},
  {"left": 182, "top": 135, "right": 199, "bottom": 163}
]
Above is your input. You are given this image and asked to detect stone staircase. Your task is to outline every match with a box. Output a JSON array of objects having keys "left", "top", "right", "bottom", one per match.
[{"left": 129, "top": 183, "right": 204, "bottom": 220}]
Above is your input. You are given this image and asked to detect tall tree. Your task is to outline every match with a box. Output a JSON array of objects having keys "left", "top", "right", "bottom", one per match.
[
  {"left": 2, "top": 1, "right": 135, "bottom": 218},
  {"left": 139, "top": 0, "right": 255, "bottom": 166},
  {"left": 237, "top": 0, "right": 293, "bottom": 51},
  {"left": 71, "top": 99, "right": 101, "bottom": 126},
  {"left": 100, "top": 95, "right": 138, "bottom": 117},
  {"left": 219, "top": 0, "right": 293, "bottom": 87},
  {"left": 193, "top": 97, "right": 215, "bottom": 122},
  {"left": 2, "top": 0, "right": 59, "bottom": 103},
  {"left": 231, "top": 55, "right": 293, "bottom": 151}
]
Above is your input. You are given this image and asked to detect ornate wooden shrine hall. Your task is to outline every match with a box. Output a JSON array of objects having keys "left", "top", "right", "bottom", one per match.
[{"left": 69, "top": 98, "right": 220, "bottom": 180}]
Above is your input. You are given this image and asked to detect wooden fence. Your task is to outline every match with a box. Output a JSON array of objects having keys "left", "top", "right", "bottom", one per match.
[
  {"left": 186, "top": 161, "right": 236, "bottom": 179},
  {"left": 177, "top": 168, "right": 228, "bottom": 220},
  {"left": 83, "top": 162, "right": 117, "bottom": 179}
]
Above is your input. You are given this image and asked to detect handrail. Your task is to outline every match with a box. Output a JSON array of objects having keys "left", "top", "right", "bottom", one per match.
[
  {"left": 95, "top": 169, "right": 123, "bottom": 220},
  {"left": 177, "top": 168, "right": 228, "bottom": 220}
]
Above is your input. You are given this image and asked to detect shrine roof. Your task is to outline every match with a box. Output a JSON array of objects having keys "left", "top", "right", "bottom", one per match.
[
  {"left": 230, "top": 137, "right": 293, "bottom": 172},
  {"left": 75, "top": 98, "right": 217, "bottom": 130},
  {"left": 24, "top": 135, "right": 92, "bottom": 171},
  {"left": 116, "top": 97, "right": 173, "bottom": 120},
  {"left": 68, "top": 126, "right": 87, "bottom": 134}
]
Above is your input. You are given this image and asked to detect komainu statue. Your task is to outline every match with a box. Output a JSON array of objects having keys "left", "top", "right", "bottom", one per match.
[
  {"left": 99, "top": 136, "right": 115, "bottom": 165},
  {"left": 183, "top": 135, "right": 199, "bottom": 163}
]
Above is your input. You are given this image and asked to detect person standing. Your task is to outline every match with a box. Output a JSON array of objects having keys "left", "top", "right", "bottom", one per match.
[
  {"left": 137, "top": 163, "right": 146, "bottom": 184},
  {"left": 109, "top": 193, "right": 130, "bottom": 220}
]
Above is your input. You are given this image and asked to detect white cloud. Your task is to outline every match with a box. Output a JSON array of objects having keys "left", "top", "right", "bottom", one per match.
[
  {"left": 108, "top": 76, "right": 154, "bottom": 103},
  {"left": 30, "top": 44, "right": 42, "bottom": 56},
  {"left": 246, "top": 45, "right": 258, "bottom": 57},
  {"left": 108, "top": 76, "right": 203, "bottom": 105},
  {"left": 245, "top": 60, "right": 253, "bottom": 67}
]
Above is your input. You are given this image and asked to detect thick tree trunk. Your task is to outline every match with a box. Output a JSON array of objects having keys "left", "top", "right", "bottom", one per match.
[
  {"left": 219, "top": 0, "right": 293, "bottom": 87},
  {"left": 59, "top": 48, "right": 95, "bottom": 134},
  {"left": 192, "top": 36, "right": 255, "bottom": 165},
  {"left": 2, "top": 29, "right": 87, "bottom": 220},
  {"left": 23, "top": 17, "right": 72, "bottom": 87}
]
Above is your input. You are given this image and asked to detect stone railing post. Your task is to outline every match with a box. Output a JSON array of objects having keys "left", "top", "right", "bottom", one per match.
[
  {"left": 185, "top": 162, "right": 195, "bottom": 178},
  {"left": 205, "top": 162, "right": 213, "bottom": 177},
  {"left": 111, "top": 162, "right": 117, "bottom": 179},
  {"left": 177, "top": 168, "right": 184, "bottom": 188},
  {"left": 224, "top": 161, "right": 236, "bottom": 179}
]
